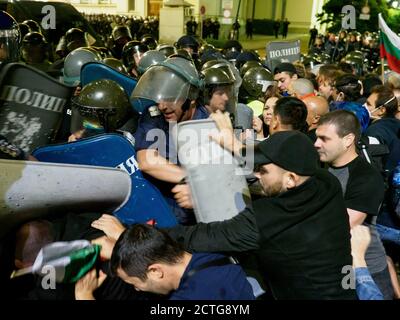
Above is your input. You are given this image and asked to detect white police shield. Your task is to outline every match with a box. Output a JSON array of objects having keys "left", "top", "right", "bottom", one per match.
[
  {"left": 0, "top": 63, "right": 73, "bottom": 154},
  {"left": 0, "top": 159, "right": 131, "bottom": 238},
  {"left": 176, "top": 119, "right": 252, "bottom": 223}
]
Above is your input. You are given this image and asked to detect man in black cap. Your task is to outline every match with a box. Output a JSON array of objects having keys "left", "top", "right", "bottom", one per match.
[
  {"left": 273, "top": 62, "right": 298, "bottom": 96},
  {"left": 169, "top": 111, "right": 356, "bottom": 300}
]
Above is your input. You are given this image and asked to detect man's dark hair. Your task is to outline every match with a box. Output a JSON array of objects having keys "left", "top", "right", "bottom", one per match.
[
  {"left": 334, "top": 74, "right": 362, "bottom": 101},
  {"left": 273, "top": 62, "right": 297, "bottom": 76},
  {"left": 370, "top": 85, "right": 398, "bottom": 118},
  {"left": 110, "top": 224, "right": 185, "bottom": 280},
  {"left": 318, "top": 64, "right": 342, "bottom": 86},
  {"left": 338, "top": 62, "right": 354, "bottom": 74},
  {"left": 318, "top": 110, "right": 361, "bottom": 142},
  {"left": 274, "top": 97, "right": 309, "bottom": 133},
  {"left": 362, "top": 74, "right": 382, "bottom": 98}
]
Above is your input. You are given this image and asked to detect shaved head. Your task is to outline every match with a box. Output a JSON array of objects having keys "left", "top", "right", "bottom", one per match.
[
  {"left": 303, "top": 95, "right": 329, "bottom": 129},
  {"left": 289, "top": 78, "right": 315, "bottom": 98}
]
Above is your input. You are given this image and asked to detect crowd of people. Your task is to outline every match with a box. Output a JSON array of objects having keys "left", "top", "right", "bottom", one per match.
[{"left": 0, "top": 8, "right": 399, "bottom": 301}]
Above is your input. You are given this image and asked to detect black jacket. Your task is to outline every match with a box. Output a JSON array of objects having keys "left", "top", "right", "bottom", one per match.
[
  {"left": 366, "top": 117, "right": 400, "bottom": 172},
  {"left": 169, "top": 169, "right": 356, "bottom": 300}
]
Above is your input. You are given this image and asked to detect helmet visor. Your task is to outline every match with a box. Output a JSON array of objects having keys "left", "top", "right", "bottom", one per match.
[
  {"left": 0, "top": 30, "right": 20, "bottom": 63},
  {"left": 70, "top": 103, "right": 101, "bottom": 134},
  {"left": 131, "top": 65, "right": 191, "bottom": 108}
]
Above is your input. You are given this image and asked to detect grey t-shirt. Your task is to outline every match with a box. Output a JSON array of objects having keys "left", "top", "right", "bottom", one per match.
[{"left": 328, "top": 157, "right": 387, "bottom": 274}]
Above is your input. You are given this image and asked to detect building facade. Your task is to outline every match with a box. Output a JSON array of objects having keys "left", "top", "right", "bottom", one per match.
[{"left": 64, "top": 0, "right": 326, "bottom": 32}]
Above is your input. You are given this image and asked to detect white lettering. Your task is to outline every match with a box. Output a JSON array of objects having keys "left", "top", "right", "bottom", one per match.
[
  {"left": 41, "top": 265, "right": 56, "bottom": 290},
  {"left": 342, "top": 5, "right": 356, "bottom": 30},
  {"left": 0, "top": 85, "right": 17, "bottom": 102},
  {"left": 341, "top": 265, "right": 355, "bottom": 289},
  {"left": 41, "top": 5, "right": 56, "bottom": 30},
  {"left": 14, "top": 88, "right": 31, "bottom": 104}
]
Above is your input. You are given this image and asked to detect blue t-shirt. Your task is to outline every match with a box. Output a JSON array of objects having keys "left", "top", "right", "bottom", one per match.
[
  {"left": 169, "top": 253, "right": 255, "bottom": 300},
  {"left": 134, "top": 106, "right": 210, "bottom": 158},
  {"left": 191, "top": 104, "right": 210, "bottom": 120}
]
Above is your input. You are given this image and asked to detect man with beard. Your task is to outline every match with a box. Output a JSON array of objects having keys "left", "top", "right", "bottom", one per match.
[{"left": 168, "top": 112, "right": 356, "bottom": 299}]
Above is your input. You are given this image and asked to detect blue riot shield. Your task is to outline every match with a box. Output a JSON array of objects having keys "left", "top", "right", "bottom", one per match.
[
  {"left": 80, "top": 62, "right": 139, "bottom": 109},
  {"left": 0, "top": 63, "right": 73, "bottom": 153},
  {"left": 80, "top": 62, "right": 154, "bottom": 114},
  {"left": 32, "top": 133, "right": 177, "bottom": 227}
]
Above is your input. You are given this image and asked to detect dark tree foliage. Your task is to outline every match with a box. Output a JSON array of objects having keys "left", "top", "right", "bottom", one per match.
[{"left": 316, "top": 0, "right": 389, "bottom": 33}]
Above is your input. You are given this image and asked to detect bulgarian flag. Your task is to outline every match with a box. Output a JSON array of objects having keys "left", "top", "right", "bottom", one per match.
[
  {"left": 379, "top": 13, "right": 400, "bottom": 73},
  {"left": 10, "top": 240, "right": 101, "bottom": 283}
]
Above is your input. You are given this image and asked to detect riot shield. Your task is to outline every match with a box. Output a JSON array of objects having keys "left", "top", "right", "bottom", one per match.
[
  {"left": 0, "top": 159, "right": 131, "bottom": 239},
  {"left": 32, "top": 133, "right": 177, "bottom": 227},
  {"left": 176, "top": 119, "right": 252, "bottom": 223},
  {"left": 80, "top": 62, "right": 138, "bottom": 110},
  {"left": 0, "top": 63, "right": 73, "bottom": 153},
  {"left": 236, "top": 103, "right": 254, "bottom": 130}
]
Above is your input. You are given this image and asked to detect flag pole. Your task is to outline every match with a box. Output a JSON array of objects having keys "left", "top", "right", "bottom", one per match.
[{"left": 381, "top": 58, "right": 385, "bottom": 83}]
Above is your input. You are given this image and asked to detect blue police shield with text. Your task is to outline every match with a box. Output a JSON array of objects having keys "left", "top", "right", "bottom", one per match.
[
  {"left": 0, "top": 63, "right": 73, "bottom": 153},
  {"left": 80, "top": 62, "right": 138, "bottom": 110},
  {"left": 32, "top": 133, "right": 177, "bottom": 227}
]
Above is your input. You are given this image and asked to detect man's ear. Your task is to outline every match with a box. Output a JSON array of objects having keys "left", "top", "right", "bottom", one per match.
[
  {"left": 292, "top": 74, "right": 298, "bottom": 80},
  {"left": 377, "top": 106, "right": 386, "bottom": 117},
  {"left": 285, "top": 172, "right": 298, "bottom": 189},
  {"left": 337, "top": 92, "right": 344, "bottom": 102},
  {"left": 147, "top": 264, "right": 164, "bottom": 280},
  {"left": 270, "top": 114, "right": 280, "bottom": 133},
  {"left": 343, "top": 133, "right": 356, "bottom": 148},
  {"left": 312, "top": 114, "right": 321, "bottom": 125}
]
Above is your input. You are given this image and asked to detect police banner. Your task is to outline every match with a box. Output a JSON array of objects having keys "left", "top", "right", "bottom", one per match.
[{"left": 266, "top": 40, "right": 301, "bottom": 71}]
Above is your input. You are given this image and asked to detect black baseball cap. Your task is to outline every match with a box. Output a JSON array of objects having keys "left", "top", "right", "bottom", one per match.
[{"left": 254, "top": 131, "right": 319, "bottom": 176}]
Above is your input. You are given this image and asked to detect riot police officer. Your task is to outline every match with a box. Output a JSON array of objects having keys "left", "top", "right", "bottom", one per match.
[
  {"left": 122, "top": 40, "right": 149, "bottom": 78},
  {"left": 21, "top": 32, "right": 51, "bottom": 73},
  {"left": 132, "top": 57, "right": 206, "bottom": 225},
  {"left": 110, "top": 26, "right": 132, "bottom": 59},
  {"left": 69, "top": 79, "right": 131, "bottom": 140},
  {"left": 201, "top": 67, "right": 235, "bottom": 115},
  {"left": 241, "top": 66, "right": 276, "bottom": 116},
  {"left": 0, "top": 11, "right": 21, "bottom": 67}
]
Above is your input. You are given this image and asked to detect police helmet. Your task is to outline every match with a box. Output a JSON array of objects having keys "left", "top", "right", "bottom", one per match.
[
  {"left": 242, "top": 66, "right": 275, "bottom": 99},
  {"left": 71, "top": 79, "right": 130, "bottom": 133},
  {"left": 136, "top": 49, "right": 167, "bottom": 75},
  {"left": 140, "top": 34, "right": 158, "bottom": 50},
  {"left": 0, "top": 11, "right": 21, "bottom": 64},
  {"left": 63, "top": 47, "right": 102, "bottom": 86},
  {"left": 131, "top": 56, "right": 200, "bottom": 112},
  {"left": 156, "top": 44, "right": 177, "bottom": 58},
  {"left": 103, "top": 57, "right": 128, "bottom": 75},
  {"left": 122, "top": 40, "right": 149, "bottom": 69}
]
